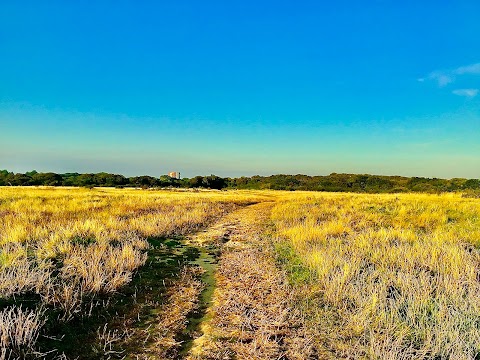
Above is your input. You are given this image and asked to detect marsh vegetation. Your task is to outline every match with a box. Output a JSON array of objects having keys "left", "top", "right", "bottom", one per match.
[
  {"left": 273, "top": 192, "right": 480, "bottom": 358},
  {"left": 0, "top": 187, "right": 264, "bottom": 358},
  {"left": 0, "top": 187, "right": 478, "bottom": 359}
]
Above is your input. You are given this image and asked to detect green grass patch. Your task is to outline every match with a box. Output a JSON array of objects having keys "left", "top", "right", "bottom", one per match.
[{"left": 274, "top": 241, "right": 311, "bottom": 285}]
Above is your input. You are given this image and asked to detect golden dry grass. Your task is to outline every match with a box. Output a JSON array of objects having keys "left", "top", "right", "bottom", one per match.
[
  {"left": 272, "top": 192, "right": 480, "bottom": 359},
  {"left": 0, "top": 306, "right": 45, "bottom": 358},
  {"left": 0, "top": 186, "right": 266, "bottom": 357},
  {"left": 1, "top": 187, "right": 479, "bottom": 359}
]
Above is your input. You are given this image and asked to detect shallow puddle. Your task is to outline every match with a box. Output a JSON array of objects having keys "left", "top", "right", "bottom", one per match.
[{"left": 179, "top": 244, "right": 218, "bottom": 355}]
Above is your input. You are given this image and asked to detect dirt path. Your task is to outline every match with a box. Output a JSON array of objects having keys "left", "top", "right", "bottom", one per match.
[
  {"left": 80, "top": 201, "right": 314, "bottom": 359},
  {"left": 185, "top": 201, "right": 314, "bottom": 360}
]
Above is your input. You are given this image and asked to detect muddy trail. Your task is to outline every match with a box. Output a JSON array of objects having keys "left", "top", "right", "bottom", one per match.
[
  {"left": 187, "top": 201, "right": 315, "bottom": 360},
  {"left": 36, "top": 201, "right": 312, "bottom": 359},
  {"left": 34, "top": 203, "right": 258, "bottom": 359},
  {"left": 36, "top": 235, "right": 218, "bottom": 359}
]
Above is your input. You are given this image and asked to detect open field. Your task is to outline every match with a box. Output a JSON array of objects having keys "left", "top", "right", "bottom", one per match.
[
  {"left": 0, "top": 187, "right": 267, "bottom": 358},
  {"left": 272, "top": 192, "right": 480, "bottom": 359},
  {"left": 0, "top": 187, "right": 479, "bottom": 359}
]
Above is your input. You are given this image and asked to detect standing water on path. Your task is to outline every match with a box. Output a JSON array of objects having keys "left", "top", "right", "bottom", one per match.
[
  {"left": 37, "top": 236, "right": 221, "bottom": 359},
  {"left": 179, "top": 242, "right": 219, "bottom": 355}
]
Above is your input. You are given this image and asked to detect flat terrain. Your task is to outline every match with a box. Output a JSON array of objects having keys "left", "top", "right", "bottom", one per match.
[{"left": 0, "top": 188, "right": 479, "bottom": 359}]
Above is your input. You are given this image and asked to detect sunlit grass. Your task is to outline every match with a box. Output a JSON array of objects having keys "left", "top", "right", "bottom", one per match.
[
  {"left": 272, "top": 192, "right": 480, "bottom": 358},
  {"left": 1, "top": 187, "right": 478, "bottom": 358},
  {"left": 0, "top": 186, "right": 266, "bottom": 357}
]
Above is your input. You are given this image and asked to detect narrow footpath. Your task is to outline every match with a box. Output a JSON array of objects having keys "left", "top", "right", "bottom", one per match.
[{"left": 185, "top": 201, "right": 315, "bottom": 360}]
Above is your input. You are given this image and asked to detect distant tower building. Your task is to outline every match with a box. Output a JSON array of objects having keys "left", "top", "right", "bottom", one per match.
[{"left": 168, "top": 171, "right": 181, "bottom": 179}]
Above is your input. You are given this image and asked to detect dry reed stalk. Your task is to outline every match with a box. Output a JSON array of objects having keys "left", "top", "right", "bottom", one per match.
[{"left": 0, "top": 306, "right": 45, "bottom": 358}]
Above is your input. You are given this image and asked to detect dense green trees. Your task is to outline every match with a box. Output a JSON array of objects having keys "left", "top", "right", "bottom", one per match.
[
  {"left": 0, "top": 169, "right": 479, "bottom": 193},
  {"left": 228, "top": 173, "right": 480, "bottom": 193},
  {"left": 30, "top": 172, "right": 63, "bottom": 186}
]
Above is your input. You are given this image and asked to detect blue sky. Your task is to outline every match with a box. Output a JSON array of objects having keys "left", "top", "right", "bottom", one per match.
[{"left": 1, "top": 1, "right": 479, "bottom": 178}]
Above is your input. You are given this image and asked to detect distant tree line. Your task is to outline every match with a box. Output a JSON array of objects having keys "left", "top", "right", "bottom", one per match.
[
  {"left": 228, "top": 173, "right": 480, "bottom": 193},
  {"left": 0, "top": 169, "right": 479, "bottom": 193},
  {"left": 0, "top": 170, "right": 228, "bottom": 189}
]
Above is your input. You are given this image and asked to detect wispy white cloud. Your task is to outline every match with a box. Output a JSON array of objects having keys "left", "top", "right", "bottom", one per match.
[
  {"left": 421, "top": 62, "right": 480, "bottom": 94},
  {"left": 453, "top": 63, "right": 480, "bottom": 75},
  {"left": 428, "top": 71, "right": 454, "bottom": 87},
  {"left": 452, "top": 88, "right": 478, "bottom": 98}
]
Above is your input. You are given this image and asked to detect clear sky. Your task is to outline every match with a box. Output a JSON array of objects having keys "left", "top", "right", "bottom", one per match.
[{"left": 1, "top": 1, "right": 479, "bottom": 178}]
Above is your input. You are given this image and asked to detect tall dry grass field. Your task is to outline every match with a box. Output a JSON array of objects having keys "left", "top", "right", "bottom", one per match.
[
  {"left": 272, "top": 192, "right": 480, "bottom": 359},
  {"left": 1, "top": 187, "right": 478, "bottom": 358},
  {"left": 0, "top": 187, "right": 263, "bottom": 357}
]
